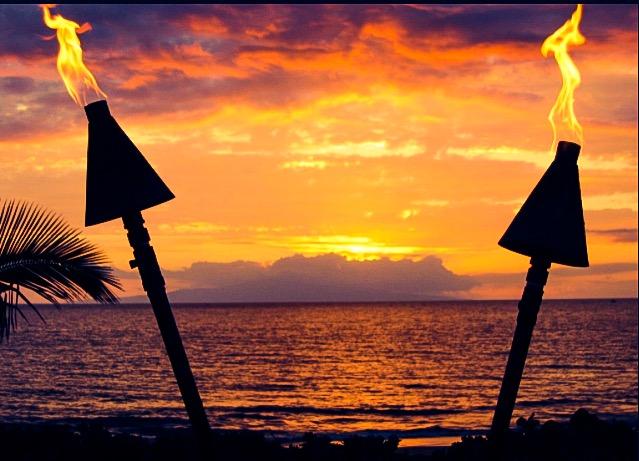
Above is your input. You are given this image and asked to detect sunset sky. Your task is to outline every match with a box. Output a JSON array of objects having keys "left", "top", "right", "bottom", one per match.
[{"left": 0, "top": 4, "right": 636, "bottom": 300}]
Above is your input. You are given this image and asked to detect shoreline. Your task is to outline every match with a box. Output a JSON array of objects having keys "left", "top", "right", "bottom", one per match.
[
  {"left": 0, "top": 415, "right": 476, "bottom": 449},
  {"left": 0, "top": 410, "right": 636, "bottom": 460},
  {"left": 1, "top": 410, "right": 636, "bottom": 444}
]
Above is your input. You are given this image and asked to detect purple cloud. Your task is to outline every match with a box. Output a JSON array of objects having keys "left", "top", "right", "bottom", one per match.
[
  {"left": 589, "top": 228, "right": 638, "bottom": 243},
  {"left": 123, "top": 253, "right": 476, "bottom": 302}
]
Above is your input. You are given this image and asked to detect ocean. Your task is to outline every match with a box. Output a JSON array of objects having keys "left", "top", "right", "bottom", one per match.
[{"left": 0, "top": 299, "right": 636, "bottom": 443}]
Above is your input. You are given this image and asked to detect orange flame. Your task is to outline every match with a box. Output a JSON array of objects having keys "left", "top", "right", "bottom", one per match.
[
  {"left": 40, "top": 4, "right": 106, "bottom": 106},
  {"left": 541, "top": 4, "right": 586, "bottom": 151}
]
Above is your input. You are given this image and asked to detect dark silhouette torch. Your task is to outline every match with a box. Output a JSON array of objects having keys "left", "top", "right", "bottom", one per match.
[
  {"left": 39, "top": 3, "right": 210, "bottom": 439},
  {"left": 84, "top": 100, "right": 211, "bottom": 438},
  {"left": 490, "top": 140, "right": 588, "bottom": 435}
]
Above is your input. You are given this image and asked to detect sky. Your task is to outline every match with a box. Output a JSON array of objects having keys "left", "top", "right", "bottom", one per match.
[{"left": 0, "top": 4, "right": 637, "bottom": 301}]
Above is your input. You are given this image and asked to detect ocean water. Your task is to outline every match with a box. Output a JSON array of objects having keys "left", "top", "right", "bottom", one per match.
[{"left": 0, "top": 300, "right": 636, "bottom": 441}]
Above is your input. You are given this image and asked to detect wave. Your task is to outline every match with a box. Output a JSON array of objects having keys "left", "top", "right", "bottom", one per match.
[
  {"left": 532, "top": 364, "right": 627, "bottom": 371},
  {"left": 516, "top": 397, "right": 593, "bottom": 408},
  {"left": 230, "top": 384, "right": 299, "bottom": 392},
  {"left": 208, "top": 404, "right": 462, "bottom": 417},
  {"left": 0, "top": 415, "right": 476, "bottom": 440}
]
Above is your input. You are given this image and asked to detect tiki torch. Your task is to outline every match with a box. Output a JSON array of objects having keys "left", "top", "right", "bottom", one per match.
[
  {"left": 490, "top": 4, "right": 589, "bottom": 435},
  {"left": 83, "top": 100, "right": 211, "bottom": 438},
  {"left": 40, "top": 5, "right": 210, "bottom": 439},
  {"left": 490, "top": 140, "right": 588, "bottom": 435}
]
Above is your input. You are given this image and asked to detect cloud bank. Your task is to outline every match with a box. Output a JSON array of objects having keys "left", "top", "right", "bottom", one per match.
[
  {"left": 119, "top": 254, "right": 637, "bottom": 303},
  {"left": 123, "top": 253, "right": 475, "bottom": 302}
]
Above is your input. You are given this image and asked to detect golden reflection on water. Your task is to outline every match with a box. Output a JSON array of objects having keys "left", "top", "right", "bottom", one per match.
[{"left": 0, "top": 300, "right": 636, "bottom": 438}]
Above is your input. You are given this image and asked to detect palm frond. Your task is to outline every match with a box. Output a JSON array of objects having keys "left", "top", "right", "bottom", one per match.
[{"left": 0, "top": 199, "right": 122, "bottom": 341}]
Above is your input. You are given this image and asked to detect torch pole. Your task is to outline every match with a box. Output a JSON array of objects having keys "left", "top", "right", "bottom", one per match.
[
  {"left": 122, "top": 211, "right": 211, "bottom": 438},
  {"left": 490, "top": 256, "right": 550, "bottom": 435}
]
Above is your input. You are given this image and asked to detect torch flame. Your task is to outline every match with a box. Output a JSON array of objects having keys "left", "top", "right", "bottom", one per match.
[
  {"left": 541, "top": 4, "right": 586, "bottom": 151},
  {"left": 40, "top": 4, "right": 106, "bottom": 106}
]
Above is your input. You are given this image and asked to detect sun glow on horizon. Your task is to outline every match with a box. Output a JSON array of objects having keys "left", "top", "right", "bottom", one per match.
[{"left": 275, "top": 235, "right": 423, "bottom": 261}]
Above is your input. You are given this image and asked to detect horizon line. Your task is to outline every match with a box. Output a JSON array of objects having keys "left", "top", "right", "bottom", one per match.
[{"left": 33, "top": 297, "right": 639, "bottom": 307}]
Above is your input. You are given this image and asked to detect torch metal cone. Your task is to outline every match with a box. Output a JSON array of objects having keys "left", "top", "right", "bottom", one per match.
[
  {"left": 499, "top": 141, "right": 588, "bottom": 268},
  {"left": 84, "top": 100, "right": 175, "bottom": 227}
]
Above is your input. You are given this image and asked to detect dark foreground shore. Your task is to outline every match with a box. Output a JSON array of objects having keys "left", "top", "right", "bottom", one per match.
[{"left": 1, "top": 410, "right": 636, "bottom": 461}]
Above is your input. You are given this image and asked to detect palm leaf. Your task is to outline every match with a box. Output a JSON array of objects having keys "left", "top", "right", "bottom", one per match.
[{"left": 0, "top": 199, "right": 121, "bottom": 341}]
